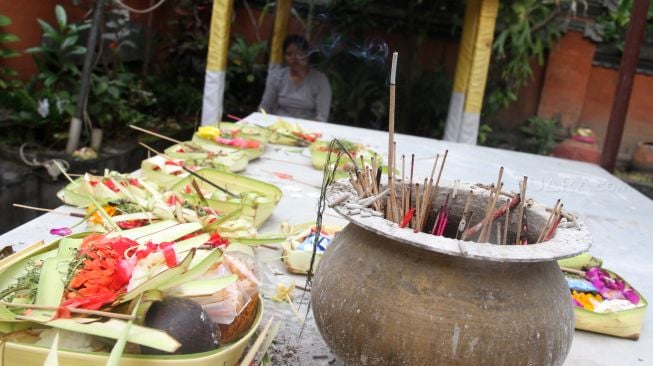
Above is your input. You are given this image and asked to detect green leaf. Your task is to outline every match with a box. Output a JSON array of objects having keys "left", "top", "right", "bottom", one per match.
[
  {"left": 0, "top": 49, "right": 19, "bottom": 58},
  {"left": 60, "top": 35, "right": 78, "bottom": 50},
  {"left": 159, "top": 249, "right": 224, "bottom": 290},
  {"left": 55, "top": 5, "right": 67, "bottom": 30},
  {"left": 43, "top": 330, "right": 60, "bottom": 366},
  {"left": 44, "top": 74, "right": 58, "bottom": 88},
  {"left": 106, "top": 295, "right": 141, "bottom": 366},
  {"left": 175, "top": 274, "right": 238, "bottom": 297},
  {"left": 118, "top": 249, "right": 195, "bottom": 303},
  {"left": 107, "top": 86, "right": 120, "bottom": 99},
  {"left": 0, "top": 33, "right": 19, "bottom": 43},
  {"left": 36, "top": 19, "right": 58, "bottom": 38},
  {"left": 69, "top": 45, "right": 86, "bottom": 55},
  {"left": 21, "top": 316, "right": 181, "bottom": 352},
  {"left": 0, "top": 15, "right": 11, "bottom": 27}
]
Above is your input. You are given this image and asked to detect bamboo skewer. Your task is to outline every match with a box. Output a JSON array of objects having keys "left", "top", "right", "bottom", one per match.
[
  {"left": 130, "top": 124, "right": 201, "bottom": 152},
  {"left": 407, "top": 154, "right": 415, "bottom": 222},
  {"left": 139, "top": 142, "right": 237, "bottom": 197},
  {"left": 502, "top": 206, "right": 510, "bottom": 245},
  {"left": 515, "top": 177, "right": 528, "bottom": 245},
  {"left": 386, "top": 52, "right": 398, "bottom": 223},
  {"left": 13, "top": 204, "right": 85, "bottom": 218},
  {"left": 1, "top": 301, "right": 136, "bottom": 320},
  {"left": 478, "top": 167, "right": 504, "bottom": 242},
  {"left": 401, "top": 155, "right": 406, "bottom": 217},
  {"left": 542, "top": 204, "right": 564, "bottom": 242},
  {"left": 456, "top": 191, "right": 474, "bottom": 239},
  {"left": 537, "top": 200, "right": 561, "bottom": 243},
  {"left": 417, "top": 154, "right": 441, "bottom": 231}
]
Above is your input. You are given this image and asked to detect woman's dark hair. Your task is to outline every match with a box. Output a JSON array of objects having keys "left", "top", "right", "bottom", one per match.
[{"left": 283, "top": 35, "right": 310, "bottom": 54}]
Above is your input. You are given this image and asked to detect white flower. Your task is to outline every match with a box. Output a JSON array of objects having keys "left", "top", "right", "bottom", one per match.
[{"left": 37, "top": 99, "right": 50, "bottom": 118}]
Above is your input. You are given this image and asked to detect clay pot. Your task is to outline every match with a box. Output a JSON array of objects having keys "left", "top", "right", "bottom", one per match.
[
  {"left": 552, "top": 136, "right": 601, "bottom": 164},
  {"left": 632, "top": 142, "right": 653, "bottom": 172},
  {"left": 313, "top": 182, "right": 591, "bottom": 366}
]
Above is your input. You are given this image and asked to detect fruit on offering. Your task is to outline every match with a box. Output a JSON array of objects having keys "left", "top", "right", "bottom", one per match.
[
  {"left": 164, "top": 143, "right": 248, "bottom": 173},
  {"left": 267, "top": 119, "right": 320, "bottom": 147},
  {"left": 193, "top": 124, "right": 267, "bottom": 161},
  {"left": 309, "top": 139, "right": 380, "bottom": 172}
]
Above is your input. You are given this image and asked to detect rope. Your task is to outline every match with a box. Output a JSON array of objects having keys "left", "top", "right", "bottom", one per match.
[
  {"left": 111, "top": 0, "right": 167, "bottom": 14},
  {"left": 19, "top": 143, "right": 71, "bottom": 181}
]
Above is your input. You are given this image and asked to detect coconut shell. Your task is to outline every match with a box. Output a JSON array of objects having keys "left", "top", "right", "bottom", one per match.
[
  {"left": 218, "top": 295, "right": 259, "bottom": 344},
  {"left": 143, "top": 297, "right": 220, "bottom": 355}
]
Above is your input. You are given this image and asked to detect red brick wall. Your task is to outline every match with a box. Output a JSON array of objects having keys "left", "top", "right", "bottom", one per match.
[
  {"left": 537, "top": 30, "right": 653, "bottom": 156},
  {"left": 579, "top": 67, "right": 653, "bottom": 156},
  {"left": 494, "top": 59, "right": 546, "bottom": 127},
  {"left": 0, "top": 0, "right": 169, "bottom": 80},
  {"left": 537, "top": 31, "right": 596, "bottom": 127}
]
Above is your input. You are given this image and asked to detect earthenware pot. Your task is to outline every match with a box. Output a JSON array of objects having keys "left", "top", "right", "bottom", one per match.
[
  {"left": 632, "top": 142, "right": 653, "bottom": 172},
  {"left": 313, "top": 182, "right": 592, "bottom": 366}
]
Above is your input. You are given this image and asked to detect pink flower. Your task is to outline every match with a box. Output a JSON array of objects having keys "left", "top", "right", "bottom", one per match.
[{"left": 50, "top": 227, "right": 72, "bottom": 236}]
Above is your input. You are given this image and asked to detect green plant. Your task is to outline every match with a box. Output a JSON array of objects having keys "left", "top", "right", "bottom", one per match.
[
  {"left": 592, "top": 0, "right": 653, "bottom": 45},
  {"left": 519, "top": 116, "right": 562, "bottom": 155},
  {"left": 224, "top": 35, "right": 267, "bottom": 117},
  {"left": 0, "top": 84, "right": 76, "bottom": 148},
  {"left": 25, "top": 5, "right": 90, "bottom": 89},
  {"left": 0, "top": 14, "right": 21, "bottom": 89},
  {"left": 478, "top": 123, "right": 493, "bottom": 145},
  {"left": 87, "top": 70, "right": 157, "bottom": 130},
  {"left": 398, "top": 69, "right": 452, "bottom": 138},
  {"left": 320, "top": 44, "right": 388, "bottom": 128},
  {"left": 486, "top": 0, "right": 566, "bottom": 116}
]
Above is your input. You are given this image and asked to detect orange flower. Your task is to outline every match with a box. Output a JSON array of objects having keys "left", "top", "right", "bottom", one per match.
[
  {"left": 87, "top": 205, "right": 117, "bottom": 224},
  {"left": 63, "top": 235, "right": 137, "bottom": 310}
]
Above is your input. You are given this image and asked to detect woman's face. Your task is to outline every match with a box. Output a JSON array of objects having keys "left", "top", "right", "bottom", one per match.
[{"left": 284, "top": 43, "right": 308, "bottom": 71}]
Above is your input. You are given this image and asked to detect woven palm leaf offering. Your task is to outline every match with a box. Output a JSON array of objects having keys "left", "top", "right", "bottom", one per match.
[
  {"left": 308, "top": 139, "right": 380, "bottom": 178},
  {"left": 266, "top": 118, "right": 320, "bottom": 147},
  {"left": 558, "top": 255, "right": 647, "bottom": 340},
  {"left": 192, "top": 124, "right": 268, "bottom": 161},
  {"left": 54, "top": 169, "right": 261, "bottom": 239},
  {"left": 163, "top": 143, "right": 249, "bottom": 173},
  {"left": 57, "top": 171, "right": 159, "bottom": 209},
  {"left": 0, "top": 222, "right": 262, "bottom": 365},
  {"left": 170, "top": 169, "right": 283, "bottom": 229}
]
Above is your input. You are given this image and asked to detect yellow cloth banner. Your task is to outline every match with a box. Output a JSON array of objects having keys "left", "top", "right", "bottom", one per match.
[
  {"left": 464, "top": 0, "right": 499, "bottom": 114},
  {"left": 206, "top": 0, "right": 234, "bottom": 72},
  {"left": 452, "top": 0, "right": 481, "bottom": 94},
  {"left": 270, "top": 0, "right": 293, "bottom": 65}
]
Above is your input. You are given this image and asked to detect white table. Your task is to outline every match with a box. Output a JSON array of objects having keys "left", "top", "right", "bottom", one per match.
[{"left": 1, "top": 112, "right": 651, "bottom": 365}]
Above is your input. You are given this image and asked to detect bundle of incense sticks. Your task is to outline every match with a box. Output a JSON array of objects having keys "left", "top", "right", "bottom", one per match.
[
  {"left": 347, "top": 154, "right": 384, "bottom": 212},
  {"left": 350, "top": 51, "right": 564, "bottom": 245}
]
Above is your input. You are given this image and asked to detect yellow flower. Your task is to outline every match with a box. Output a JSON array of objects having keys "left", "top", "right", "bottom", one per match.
[{"left": 197, "top": 126, "right": 221, "bottom": 139}]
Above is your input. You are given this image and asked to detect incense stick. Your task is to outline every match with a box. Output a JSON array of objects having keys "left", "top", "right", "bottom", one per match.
[
  {"left": 1, "top": 301, "right": 136, "bottom": 320},
  {"left": 139, "top": 142, "right": 237, "bottom": 197},
  {"left": 386, "top": 52, "right": 399, "bottom": 223},
  {"left": 13, "top": 204, "right": 85, "bottom": 218},
  {"left": 515, "top": 177, "right": 528, "bottom": 245},
  {"left": 537, "top": 200, "right": 561, "bottom": 243},
  {"left": 417, "top": 154, "right": 441, "bottom": 231}
]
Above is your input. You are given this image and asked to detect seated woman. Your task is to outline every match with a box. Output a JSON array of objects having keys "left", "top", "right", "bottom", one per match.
[{"left": 259, "top": 35, "right": 332, "bottom": 122}]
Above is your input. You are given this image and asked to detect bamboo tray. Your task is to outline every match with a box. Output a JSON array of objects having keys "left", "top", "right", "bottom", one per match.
[
  {"left": 0, "top": 236, "right": 263, "bottom": 365},
  {"left": 573, "top": 268, "right": 647, "bottom": 340},
  {"left": 0, "top": 302, "right": 262, "bottom": 365}
]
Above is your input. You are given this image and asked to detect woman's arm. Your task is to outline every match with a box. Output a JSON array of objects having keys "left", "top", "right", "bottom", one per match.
[
  {"left": 259, "top": 69, "right": 280, "bottom": 114},
  {"left": 314, "top": 72, "right": 332, "bottom": 122}
]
